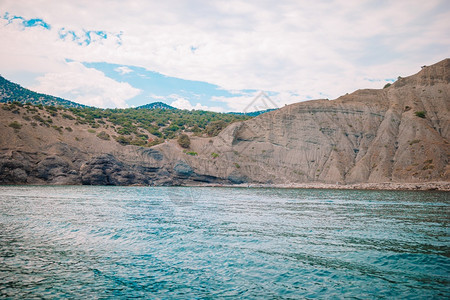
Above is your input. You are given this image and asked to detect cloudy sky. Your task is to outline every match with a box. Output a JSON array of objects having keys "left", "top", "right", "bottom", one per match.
[{"left": 1, "top": 0, "right": 449, "bottom": 112}]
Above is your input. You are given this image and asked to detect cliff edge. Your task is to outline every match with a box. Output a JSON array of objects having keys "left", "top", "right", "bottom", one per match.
[{"left": 1, "top": 59, "right": 449, "bottom": 187}]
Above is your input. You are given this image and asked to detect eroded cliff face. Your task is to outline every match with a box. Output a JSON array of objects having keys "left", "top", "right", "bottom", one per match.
[
  {"left": 156, "top": 59, "right": 449, "bottom": 184},
  {"left": 1, "top": 59, "right": 449, "bottom": 185}
]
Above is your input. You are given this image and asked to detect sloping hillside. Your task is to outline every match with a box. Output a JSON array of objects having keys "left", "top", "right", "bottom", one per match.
[
  {"left": 0, "top": 59, "right": 448, "bottom": 188},
  {"left": 0, "top": 75, "right": 87, "bottom": 108}
]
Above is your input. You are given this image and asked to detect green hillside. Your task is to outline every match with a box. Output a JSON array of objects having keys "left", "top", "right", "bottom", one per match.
[
  {"left": 0, "top": 75, "right": 87, "bottom": 108},
  {"left": 2, "top": 101, "right": 252, "bottom": 147},
  {"left": 136, "top": 102, "right": 175, "bottom": 110},
  {"left": 0, "top": 75, "right": 255, "bottom": 145},
  {"left": 67, "top": 105, "right": 251, "bottom": 141}
]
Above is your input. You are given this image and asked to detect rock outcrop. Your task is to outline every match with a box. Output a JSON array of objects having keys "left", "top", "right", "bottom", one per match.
[
  {"left": 156, "top": 58, "right": 449, "bottom": 185},
  {"left": 0, "top": 59, "right": 448, "bottom": 186}
]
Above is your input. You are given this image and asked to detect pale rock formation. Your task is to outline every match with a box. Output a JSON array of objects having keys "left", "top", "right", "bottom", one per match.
[{"left": 1, "top": 59, "right": 448, "bottom": 188}]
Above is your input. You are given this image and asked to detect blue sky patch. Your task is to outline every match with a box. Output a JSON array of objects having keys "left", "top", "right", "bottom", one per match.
[
  {"left": 2, "top": 12, "right": 116, "bottom": 46},
  {"left": 3, "top": 13, "right": 51, "bottom": 30},
  {"left": 82, "top": 62, "right": 261, "bottom": 111},
  {"left": 58, "top": 29, "right": 108, "bottom": 45}
]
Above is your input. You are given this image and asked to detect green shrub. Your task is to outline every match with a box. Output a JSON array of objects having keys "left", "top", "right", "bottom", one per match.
[
  {"left": 62, "top": 113, "right": 75, "bottom": 120},
  {"left": 149, "top": 129, "right": 162, "bottom": 138},
  {"left": 96, "top": 131, "right": 110, "bottom": 140},
  {"left": 148, "top": 138, "right": 164, "bottom": 147},
  {"left": 163, "top": 131, "right": 176, "bottom": 139},
  {"left": 115, "top": 135, "right": 131, "bottom": 145},
  {"left": 45, "top": 105, "right": 57, "bottom": 112},
  {"left": 205, "top": 120, "right": 227, "bottom": 137},
  {"left": 234, "top": 163, "right": 240, "bottom": 168},
  {"left": 130, "top": 138, "right": 147, "bottom": 146},
  {"left": 186, "top": 151, "right": 198, "bottom": 156},
  {"left": 191, "top": 124, "right": 201, "bottom": 133},
  {"left": 51, "top": 125, "right": 63, "bottom": 134},
  {"left": 9, "top": 121, "right": 22, "bottom": 129},
  {"left": 65, "top": 127, "right": 73, "bottom": 132},
  {"left": 383, "top": 83, "right": 391, "bottom": 89},
  {"left": 32, "top": 115, "right": 46, "bottom": 123},
  {"left": 211, "top": 152, "right": 219, "bottom": 158},
  {"left": 414, "top": 111, "right": 426, "bottom": 118},
  {"left": 177, "top": 134, "right": 191, "bottom": 148},
  {"left": 117, "top": 126, "right": 132, "bottom": 135},
  {"left": 87, "top": 129, "right": 96, "bottom": 133},
  {"left": 137, "top": 133, "right": 149, "bottom": 140}
]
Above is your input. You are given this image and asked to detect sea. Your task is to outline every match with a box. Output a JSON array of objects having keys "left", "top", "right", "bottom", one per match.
[{"left": 0, "top": 186, "right": 448, "bottom": 299}]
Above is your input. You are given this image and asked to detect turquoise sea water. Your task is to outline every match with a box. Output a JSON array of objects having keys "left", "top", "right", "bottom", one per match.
[{"left": 0, "top": 186, "right": 448, "bottom": 299}]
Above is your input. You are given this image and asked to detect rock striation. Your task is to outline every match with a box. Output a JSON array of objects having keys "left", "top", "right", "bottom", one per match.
[
  {"left": 1, "top": 59, "right": 449, "bottom": 187},
  {"left": 152, "top": 59, "right": 449, "bottom": 186}
]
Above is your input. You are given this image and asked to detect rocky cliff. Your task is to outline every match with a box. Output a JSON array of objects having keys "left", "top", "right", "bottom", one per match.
[{"left": 1, "top": 59, "right": 449, "bottom": 186}]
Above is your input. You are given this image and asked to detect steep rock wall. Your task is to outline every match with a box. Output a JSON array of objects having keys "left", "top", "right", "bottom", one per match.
[{"left": 0, "top": 59, "right": 448, "bottom": 185}]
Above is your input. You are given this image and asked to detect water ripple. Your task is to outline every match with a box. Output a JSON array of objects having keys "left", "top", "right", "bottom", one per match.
[{"left": 0, "top": 186, "right": 449, "bottom": 298}]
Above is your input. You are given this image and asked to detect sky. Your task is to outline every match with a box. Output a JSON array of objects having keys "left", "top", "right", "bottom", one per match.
[{"left": 0, "top": 0, "right": 449, "bottom": 112}]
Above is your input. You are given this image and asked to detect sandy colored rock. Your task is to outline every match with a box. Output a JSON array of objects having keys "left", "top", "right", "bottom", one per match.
[{"left": 0, "top": 59, "right": 449, "bottom": 189}]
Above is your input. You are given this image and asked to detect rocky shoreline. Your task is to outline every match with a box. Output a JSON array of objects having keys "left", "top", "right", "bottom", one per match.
[
  {"left": 2, "top": 181, "right": 449, "bottom": 192},
  {"left": 190, "top": 181, "right": 450, "bottom": 191}
]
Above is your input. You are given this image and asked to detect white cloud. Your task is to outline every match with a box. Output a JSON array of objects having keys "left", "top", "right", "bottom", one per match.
[
  {"left": 30, "top": 62, "right": 141, "bottom": 108},
  {"left": 212, "top": 91, "right": 300, "bottom": 112},
  {"left": 148, "top": 94, "right": 166, "bottom": 100},
  {"left": 114, "top": 66, "right": 133, "bottom": 75},
  {"left": 170, "top": 95, "right": 224, "bottom": 112},
  {"left": 1, "top": 0, "right": 449, "bottom": 110}
]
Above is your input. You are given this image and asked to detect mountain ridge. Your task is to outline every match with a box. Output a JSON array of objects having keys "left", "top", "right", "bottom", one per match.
[
  {"left": 0, "top": 75, "right": 277, "bottom": 116},
  {"left": 136, "top": 102, "right": 176, "bottom": 110},
  {"left": 0, "top": 75, "right": 87, "bottom": 108}
]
